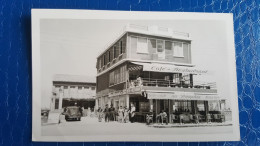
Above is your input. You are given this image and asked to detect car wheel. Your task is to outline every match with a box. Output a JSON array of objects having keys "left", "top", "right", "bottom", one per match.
[{"left": 79, "top": 118, "right": 81, "bottom": 121}]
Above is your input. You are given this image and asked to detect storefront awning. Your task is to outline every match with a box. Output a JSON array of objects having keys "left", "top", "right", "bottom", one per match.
[
  {"left": 131, "top": 62, "right": 208, "bottom": 75},
  {"left": 147, "top": 92, "right": 220, "bottom": 101}
]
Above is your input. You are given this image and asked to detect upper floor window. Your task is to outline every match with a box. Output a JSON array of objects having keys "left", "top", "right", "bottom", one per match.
[
  {"left": 103, "top": 54, "right": 106, "bottom": 66},
  {"left": 137, "top": 37, "right": 148, "bottom": 54},
  {"left": 113, "top": 46, "right": 117, "bottom": 59},
  {"left": 156, "top": 40, "right": 164, "bottom": 53},
  {"left": 156, "top": 40, "right": 165, "bottom": 59},
  {"left": 108, "top": 51, "right": 111, "bottom": 62},
  {"left": 99, "top": 59, "right": 102, "bottom": 69},
  {"left": 119, "top": 41, "right": 123, "bottom": 54},
  {"left": 131, "top": 36, "right": 148, "bottom": 54},
  {"left": 173, "top": 42, "right": 184, "bottom": 57}
]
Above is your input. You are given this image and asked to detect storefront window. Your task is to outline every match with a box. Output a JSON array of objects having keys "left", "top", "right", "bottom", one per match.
[
  {"left": 139, "top": 102, "right": 150, "bottom": 112},
  {"left": 197, "top": 101, "right": 205, "bottom": 111},
  {"left": 174, "top": 100, "right": 191, "bottom": 112},
  {"left": 209, "top": 101, "right": 220, "bottom": 111}
]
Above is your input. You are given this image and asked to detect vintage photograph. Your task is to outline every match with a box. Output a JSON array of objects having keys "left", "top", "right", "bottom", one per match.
[{"left": 32, "top": 10, "right": 240, "bottom": 141}]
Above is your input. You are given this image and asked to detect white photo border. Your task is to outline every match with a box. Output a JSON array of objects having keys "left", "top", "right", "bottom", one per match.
[{"left": 32, "top": 9, "right": 240, "bottom": 142}]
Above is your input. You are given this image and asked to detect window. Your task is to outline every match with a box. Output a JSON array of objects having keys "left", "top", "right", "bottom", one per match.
[
  {"left": 174, "top": 100, "right": 192, "bottom": 112},
  {"left": 108, "top": 51, "right": 111, "bottom": 62},
  {"left": 172, "top": 73, "right": 180, "bottom": 84},
  {"left": 119, "top": 41, "right": 123, "bottom": 54},
  {"left": 137, "top": 37, "right": 148, "bottom": 54},
  {"left": 173, "top": 42, "right": 184, "bottom": 57},
  {"left": 156, "top": 40, "right": 164, "bottom": 53},
  {"left": 149, "top": 39, "right": 157, "bottom": 53},
  {"left": 109, "top": 71, "right": 114, "bottom": 86},
  {"left": 109, "top": 65, "right": 127, "bottom": 86},
  {"left": 113, "top": 46, "right": 117, "bottom": 59},
  {"left": 182, "top": 73, "right": 190, "bottom": 85},
  {"left": 156, "top": 40, "right": 165, "bottom": 59},
  {"left": 99, "top": 59, "right": 102, "bottom": 69},
  {"left": 209, "top": 101, "right": 220, "bottom": 111},
  {"left": 91, "top": 87, "right": 95, "bottom": 90},
  {"left": 103, "top": 54, "right": 106, "bottom": 66}
]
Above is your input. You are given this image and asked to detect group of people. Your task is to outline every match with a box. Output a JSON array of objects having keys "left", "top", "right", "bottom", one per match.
[
  {"left": 146, "top": 110, "right": 168, "bottom": 125},
  {"left": 97, "top": 103, "right": 136, "bottom": 123}
]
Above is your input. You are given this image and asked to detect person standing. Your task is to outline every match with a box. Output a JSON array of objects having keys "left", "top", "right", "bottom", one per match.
[
  {"left": 103, "top": 104, "right": 110, "bottom": 122},
  {"left": 97, "top": 107, "right": 103, "bottom": 122},
  {"left": 118, "top": 106, "right": 124, "bottom": 123},
  {"left": 123, "top": 106, "right": 129, "bottom": 123},
  {"left": 130, "top": 103, "right": 136, "bottom": 123},
  {"left": 109, "top": 104, "right": 115, "bottom": 121}
]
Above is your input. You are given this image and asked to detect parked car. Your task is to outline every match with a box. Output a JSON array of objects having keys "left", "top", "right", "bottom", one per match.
[{"left": 63, "top": 106, "right": 82, "bottom": 121}]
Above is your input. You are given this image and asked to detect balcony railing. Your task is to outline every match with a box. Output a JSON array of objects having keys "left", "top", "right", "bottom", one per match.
[{"left": 128, "top": 78, "right": 217, "bottom": 90}]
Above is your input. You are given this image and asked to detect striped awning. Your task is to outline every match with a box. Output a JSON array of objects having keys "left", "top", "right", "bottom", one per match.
[{"left": 128, "top": 65, "right": 143, "bottom": 71}]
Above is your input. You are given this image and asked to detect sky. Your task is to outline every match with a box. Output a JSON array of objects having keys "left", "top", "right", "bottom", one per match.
[{"left": 40, "top": 18, "right": 232, "bottom": 108}]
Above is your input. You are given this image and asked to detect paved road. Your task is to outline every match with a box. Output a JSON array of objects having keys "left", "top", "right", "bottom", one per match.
[{"left": 42, "top": 116, "right": 233, "bottom": 136}]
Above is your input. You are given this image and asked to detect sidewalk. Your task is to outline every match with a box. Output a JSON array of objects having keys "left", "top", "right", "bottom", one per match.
[{"left": 149, "top": 121, "right": 232, "bottom": 128}]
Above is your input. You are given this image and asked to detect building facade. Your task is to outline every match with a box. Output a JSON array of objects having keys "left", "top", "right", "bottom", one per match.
[
  {"left": 96, "top": 24, "right": 226, "bottom": 123},
  {"left": 50, "top": 74, "right": 96, "bottom": 111}
]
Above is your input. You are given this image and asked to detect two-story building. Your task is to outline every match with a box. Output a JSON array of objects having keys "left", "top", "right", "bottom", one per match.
[
  {"left": 96, "top": 24, "right": 226, "bottom": 123},
  {"left": 50, "top": 74, "right": 96, "bottom": 111}
]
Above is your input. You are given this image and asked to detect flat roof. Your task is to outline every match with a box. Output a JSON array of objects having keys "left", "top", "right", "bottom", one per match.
[{"left": 53, "top": 74, "right": 96, "bottom": 84}]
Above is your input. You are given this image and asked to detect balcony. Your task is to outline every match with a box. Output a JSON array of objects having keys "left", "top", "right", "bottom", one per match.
[{"left": 128, "top": 78, "right": 217, "bottom": 94}]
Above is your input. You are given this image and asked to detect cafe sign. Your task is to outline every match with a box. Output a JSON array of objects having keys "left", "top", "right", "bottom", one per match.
[
  {"left": 147, "top": 92, "right": 219, "bottom": 100},
  {"left": 133, "top": 62, "right": 209, "bottom": 74}
]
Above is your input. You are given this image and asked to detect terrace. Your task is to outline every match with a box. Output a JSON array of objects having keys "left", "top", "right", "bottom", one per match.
[{"left": 128, "top": 78, "right": 217, "bottom": 94}]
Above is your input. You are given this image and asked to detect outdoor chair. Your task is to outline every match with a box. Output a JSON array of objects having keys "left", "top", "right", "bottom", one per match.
[
  {"left": 206, "top": 114, "right": 212, "bottom": 123},
  {"left": 171, "top": 114, "right": 178, "bottom": 123},
  {"left": 194, "top": 114, "right": 200, "bottom": 124},
  {"left": 189, "top": 114, "right": 196, "bottom": 123},
  {"left": 179, "top": 114, "right": 184, "bottom": 124},
  {"left": 213, "top": 114, "right": 225, "bottom": 123},
  {"left": 146, "top": 114, "right": 153, "bottom": 125}
]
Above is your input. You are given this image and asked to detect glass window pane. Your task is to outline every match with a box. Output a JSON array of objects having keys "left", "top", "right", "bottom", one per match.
[
  {"left": 165, "top": 41, "right": 172, "bottom": 50},
  {"left": 137, "top": 37, "right": 148, "bottom": 53},
  {"left": 157, "top": 40, "right": 164, "bottom": 53},
  {"left": 131, "top": 36, "right": 137, "bottom": 53},
  {"left": 173, "top": 42, "right": 183, "bottom": 57}
]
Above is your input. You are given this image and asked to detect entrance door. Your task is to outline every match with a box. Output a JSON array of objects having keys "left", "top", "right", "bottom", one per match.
[{"left": 115, "top": 100, "right": 119, "bottom": 110}]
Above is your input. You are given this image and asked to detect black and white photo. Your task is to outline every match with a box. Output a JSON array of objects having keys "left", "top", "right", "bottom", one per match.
[{"left": 32, "top": 10, "right": 240, "bottom": 142}]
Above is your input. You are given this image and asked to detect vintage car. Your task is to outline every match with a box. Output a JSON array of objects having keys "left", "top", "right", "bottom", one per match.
[{"left": 63, "top": 106, "right": 82, "bottom": 121}]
